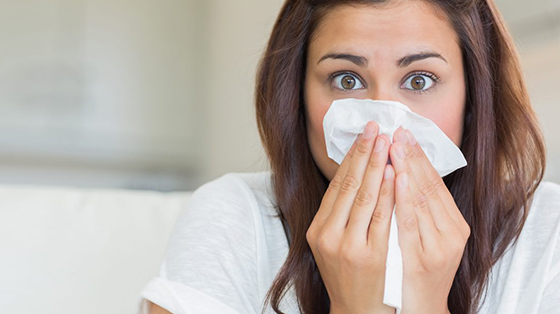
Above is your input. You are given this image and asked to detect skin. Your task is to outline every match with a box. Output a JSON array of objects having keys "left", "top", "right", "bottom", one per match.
[
  {"left": 304, "top": 2, "right": 471, "bottom": 314},
  {"left": 304, "top": 1, "right": 466, "bottom": 182},
  {"left": 148, "top": 301, "right": 171, "bottom": 314}
]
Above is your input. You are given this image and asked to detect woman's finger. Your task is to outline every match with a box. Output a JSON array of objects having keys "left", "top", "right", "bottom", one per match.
[
  {"left": 367, "top": 163, "right": 395, "bottom": 251},
  {"left": 390, "top": 135, "right": 439, "bottom": 255},
  {"left": 399, "top": 129, "right": 456, "bottom": 236},
  {"left": 403, "top": 129, "right": 470, "bottom": 235},
  {"left": 323, "top": 121, "right": 379, "bottom": 234},
  {"left": 392, "top": 165, "right": 424, "bottom": 255},
  {"left": 345, "top": 134, "right": 391, "bottom": 244},
  {"left": 312, "top": 134, "right": 361, "bottom": 230}
]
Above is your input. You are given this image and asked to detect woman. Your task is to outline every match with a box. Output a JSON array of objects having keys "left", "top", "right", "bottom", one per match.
[{"left": 140, "top": 0, "right": 560, "bottom": 313}]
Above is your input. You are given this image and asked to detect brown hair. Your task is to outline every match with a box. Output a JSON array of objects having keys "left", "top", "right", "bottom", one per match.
[{"left": 254, "top": 0, "right": 546, "bottom": 313}]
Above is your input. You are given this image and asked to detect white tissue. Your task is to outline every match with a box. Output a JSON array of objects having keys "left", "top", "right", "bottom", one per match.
[
  {"left": 323, "top": 98, "right": 467, "bottom": 177},
  {"left": 322, "top": 98, "right": 467, "bottom": 314}
]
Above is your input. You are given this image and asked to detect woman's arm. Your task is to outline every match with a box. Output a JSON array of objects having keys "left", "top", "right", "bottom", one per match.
[{"left": 147, "top": 301, "right": 172, "bottom": 314}]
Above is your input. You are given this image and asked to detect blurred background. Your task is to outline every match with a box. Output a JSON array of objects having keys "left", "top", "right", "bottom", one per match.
[{"left": 0, "top": 0, "right": 558, "bottom": 192}]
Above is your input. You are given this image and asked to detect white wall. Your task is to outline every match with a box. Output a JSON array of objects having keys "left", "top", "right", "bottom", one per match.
[
  {"left": 199, "top": 0, "right": 284, "bottom": 183},
  {"left": 519, "top": 40, "right": 560, "bottom": 184},
  {"left": 0, "top": 0, "right": 204, "bottom": 191},
  {"left": 496, "top": 0, "right": 560, "bottom": 183},
  {"left": 0, "top": 0, "right": 557, "bottom": 190}
]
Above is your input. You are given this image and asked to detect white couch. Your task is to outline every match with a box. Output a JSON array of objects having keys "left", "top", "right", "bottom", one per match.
[{"left": 0, "top": 184, "right": 192, "bottom": 314}]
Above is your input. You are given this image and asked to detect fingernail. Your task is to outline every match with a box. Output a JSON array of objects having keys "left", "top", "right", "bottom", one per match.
[
  {"left": 395, "top": 144, "right": 406, "bottom": 159},
  {"left": 396, "top": 127, "right": 409, "bottom": 144},
  {"left": 398, "top": 173, "right": 409, "bottom": 188},
  {"left": 384, "top": 165, "right": 393, "bottom": 179},
  {"left": 374, "top": 137, "right": 386, "bottom": 152},
  {"left": 356, "top": 134, "right": 362, "bottom": 142},
  {"left": 406, "top": 130, "right": 417, "bottom": 145},
  {"left": 363, "top": 122, "right": 375, "bottom": 139}
]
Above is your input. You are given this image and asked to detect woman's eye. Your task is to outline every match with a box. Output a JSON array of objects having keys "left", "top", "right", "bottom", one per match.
[
  {"left": 332, "top": 73, "right": 364, "bottom": 91},
  {"left": 401, "top": 74, "right": 435, "bottom": 91}
]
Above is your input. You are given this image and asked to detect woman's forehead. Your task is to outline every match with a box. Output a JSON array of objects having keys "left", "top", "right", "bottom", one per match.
[{"left": 308, "top": 2, "right": 459, "bottom": 65}]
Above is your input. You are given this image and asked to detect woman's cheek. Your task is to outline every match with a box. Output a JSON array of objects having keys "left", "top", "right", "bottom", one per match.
[
  {"left": 304, "top": 104, "right": 339, "bottom": 180},
  {"left": 314, "top": 105, "right": 330, "bottom": 154},
  {"left": 426, "top": 108, "right": 465, "bottom": 147},
  {"left": 408, "top": 90, "right": 465, "bottom": 146}
]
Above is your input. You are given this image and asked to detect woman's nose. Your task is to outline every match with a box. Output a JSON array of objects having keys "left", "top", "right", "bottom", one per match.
[{"left": 367, "top": 88, "right": 396, "bottom": 102}]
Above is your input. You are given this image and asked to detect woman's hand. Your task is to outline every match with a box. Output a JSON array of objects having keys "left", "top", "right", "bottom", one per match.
[
  {"left": 306, "top": 121, "right": 397, "bottom": 314},
  {"left": 389, "top": 127, "right": 471, "bottom": 314}
]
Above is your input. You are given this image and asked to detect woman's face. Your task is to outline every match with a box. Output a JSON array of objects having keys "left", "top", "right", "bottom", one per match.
[{"left": 304, "top": 2, "right": 466, "bottom": 181}]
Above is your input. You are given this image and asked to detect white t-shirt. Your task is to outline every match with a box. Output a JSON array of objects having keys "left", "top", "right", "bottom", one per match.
[{"left": 139, "top": 171, "right": 560, "bottom": 314}]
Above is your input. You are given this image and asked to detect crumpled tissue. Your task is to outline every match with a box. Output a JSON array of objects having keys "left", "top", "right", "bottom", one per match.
[{"left": 322, "top": 98, "right": 467, "bottom": 314}]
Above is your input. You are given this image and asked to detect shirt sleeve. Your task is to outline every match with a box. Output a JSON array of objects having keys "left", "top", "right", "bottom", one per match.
[
  {"left": 536, "top": 181, "right": 560, "bottom": 314},
  {"left": 537, "top": 268, "right": 560, "bottom": 313},
  {"left": 140, "top": 174, "right": 261, "bottom": 314}
]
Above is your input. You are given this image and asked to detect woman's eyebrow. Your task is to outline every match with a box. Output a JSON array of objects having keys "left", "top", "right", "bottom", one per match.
[
  {"left": 317, "top": 53, "right": 368, "bottom": 67},
  {"left": 316, "top": 51, "right": 447, "bottom": 68},
  {"left": 397, "top": 51, "right": 447, "bottom": 67}
]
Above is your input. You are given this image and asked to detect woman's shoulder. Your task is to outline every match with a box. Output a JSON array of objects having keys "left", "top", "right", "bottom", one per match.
[
  {"left": 522, "top": 180, "right": 560, "bottom": 239},
  {"left": 517, "top": 180, "right": 560, "bottom": 272},
  {"left": 194, "top": 170, "right": 275, "bottom": 203},
  {"left": 528, "top": 180, "right": 560, "bottom": 227},
  {"left": 170, "top": 171, "right": 275, "bottom": 236},
  {"left": 146, "top": 170, "right": 282, "bottom": 314},
  {"left": 188, "top": 170, "right": 277, "bottom": 218},
  {"left": 532, "top": 180, "right": 560, "bottom": 209},
  {"left": 477, "top": 181, "right": 560, "bottom": 313},
  {"left": 491, "top": 180, "right": 560, "bottom": 266},
  {"left": 526, "top": 180, "right": 560, "bottom": 260}
]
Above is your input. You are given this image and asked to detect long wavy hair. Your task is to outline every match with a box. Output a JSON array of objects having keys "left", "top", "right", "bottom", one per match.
[{"left": 254, "top": 0, "right": 547, "bottom": 313}]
